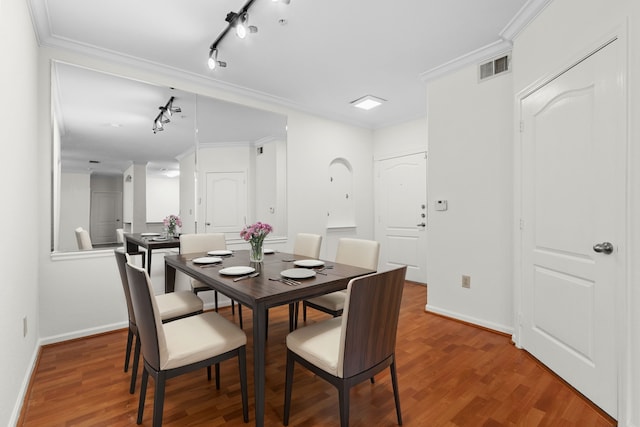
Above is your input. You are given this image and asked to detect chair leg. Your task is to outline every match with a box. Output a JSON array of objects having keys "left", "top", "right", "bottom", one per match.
[
  {"left": 215, "top": 363, "right": 221, "bottom": 390},
  {"left": 238, "top": 304, "right": 243, "bottom": 329},
  {"left": 338, "top": 383, "right": 350, "bottom": 427},
  {"left": 283, "top": 350, "right": 295, "bottom": 426},
  {"left": 303, "top": 301, "right": 307, "bottom": 322},
  {"left": 294, "top": 302, "right": 299, "bottom": 329},
  {"left": 153, "top": 372, "right": 166, "bottom": 427},
  {"left": 137, "top": 368, "right": 148, "bottom": 424},
  {"left": 231, "top": 299, "right": 235, "bottom": 315},
  {"left": 130, "top": 335, "right": 141, "bottom": 394},
  {"left": 238, "top": 346, "right": 249, "bottom": 423},
  {"left": 390, "top": 360, "right": 403, "bottom": 425},
  {"left": 214, "top": 291, "right": 219, "bottom": 312},
  {"left": 207, "top": 365, "right": 212, "bottom": 381},
  {"left": 124, "top": 329, "right": 134, "bottom": 372}
]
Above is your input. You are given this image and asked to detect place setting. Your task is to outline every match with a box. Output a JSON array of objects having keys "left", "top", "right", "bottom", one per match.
[{"left": 292, "top": 259, "right": 334, "bottom": 275}]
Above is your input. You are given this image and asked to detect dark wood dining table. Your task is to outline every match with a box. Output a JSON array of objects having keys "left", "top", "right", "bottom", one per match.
[
  {"left": 124, "top": 232, "right": 181, "bottom": 274},
  {"left": 163, "top": 250, "right": 375, "bottom": 427}
]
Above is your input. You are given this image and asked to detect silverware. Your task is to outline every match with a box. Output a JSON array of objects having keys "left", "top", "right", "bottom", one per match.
[
  {"left": 269, "top": 277, "right": 299, "bottom": 286},
  {"left": 199, "top": 263, "right": 221, "bottom": 268},
  {"left": 233, "top": 272, "right": 260, "bottom": 282}
]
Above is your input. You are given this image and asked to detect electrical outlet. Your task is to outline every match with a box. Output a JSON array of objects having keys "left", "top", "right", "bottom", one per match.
[
  {"left": 462, "top": 275, "right": 471, "bottom": 289},
  {"left": 23, "top": 316, "right": 28, "bottom": 337}
]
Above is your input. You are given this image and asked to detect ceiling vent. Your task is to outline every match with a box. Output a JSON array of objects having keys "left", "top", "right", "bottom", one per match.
[{"left": 479, "top": 54, "right": 511, "bottom": 81}]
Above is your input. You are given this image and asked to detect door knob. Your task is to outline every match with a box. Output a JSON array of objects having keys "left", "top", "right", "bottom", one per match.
[
  {"left": 417, "top": 222, "right": 426, "bottom": 227},
  {"left": 593, "top": 242, "right": 614, "bottom": 254}
]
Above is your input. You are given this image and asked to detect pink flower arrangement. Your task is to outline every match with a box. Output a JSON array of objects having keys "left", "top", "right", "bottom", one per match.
[
  {"left": 163, "top": 214, "right": 182, "bottom": 234},
  {"left": 240, "top": 221, "right": 273, "bottom": 244}
]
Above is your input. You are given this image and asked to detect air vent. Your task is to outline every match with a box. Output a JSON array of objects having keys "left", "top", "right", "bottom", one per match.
[{"left": 479, "top": 54, "right": 511, "bottom": 81}]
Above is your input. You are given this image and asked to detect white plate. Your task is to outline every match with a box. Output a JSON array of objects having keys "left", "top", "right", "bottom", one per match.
[
  {"left": 141, "top": 232, "right": 160, "bottom": 237},
  {"left": 192, "top": 257, "right": 222, "bottom": 264},
  {"left": 152, "top": 237, "right": 169, "bottom": 241},
  {"left": 263, "top": 248, "right": 275, "bottom": 254},
  {"left": 208, "top": 249, "right": 233, "bottom": 256},
  {"left": 293, "top": 259, "right": 325, "bottom": 268},
  {"left": 219, "top": 266, "right": 256, "bottom": 276},
  {"left": 281, "top": 268, "right": 317, "bottom": 279}
]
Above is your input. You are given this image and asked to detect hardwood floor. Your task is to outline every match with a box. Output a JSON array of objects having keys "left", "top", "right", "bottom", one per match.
[{"left": 19, "top": 282, "right": 615, "bottom": 426}]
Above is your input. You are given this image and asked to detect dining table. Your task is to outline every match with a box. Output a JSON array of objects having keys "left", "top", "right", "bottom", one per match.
[
  {"left": 124, "top": 232, "right": 181, "bottom": 275},
  {"left": 163, "top": 249, "right": 375, "bottom": 427}
]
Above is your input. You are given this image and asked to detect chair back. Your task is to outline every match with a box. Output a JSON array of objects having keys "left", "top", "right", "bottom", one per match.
[
  {"left": 125, "top": 261, "right": 168, "bottom": 371},
  {"left": 293, "top": 233, "right": 322, "bottom": 258},
  {"left": 337, "top": 266, "right": 407, "bottom": 378},
  {"left": 335, "top": 238, "right": 380, "bottom": 270},
  {"left": 75, "top": 227, "right": 93, "bottom": 250},
  {"left": 114, "top": 249, "right": 136, "bottom": 326},
  {"left": 180, "top": 233, "right": 226, "bottom": 254},
  {"left": 116, "top": 228, "right": 124, "bottom": 244}
]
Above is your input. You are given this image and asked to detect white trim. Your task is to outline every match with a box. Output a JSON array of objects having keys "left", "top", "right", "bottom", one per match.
[
  {"left": 39, "top": 321, "right": 128, "bottom": 346},
  {"left": 8, "top": 344, "right": 40, "bottom": 427},
  {"left": 425, "top": 304, "right": 514, "bottom": 335},
  {"left": 499, "top": 0, "right": 554, "bottom": 40},
  {"left": 420, "top": 40, "right": 512, "bottom": 83},
  {"left": 373, "top": 149, "right": 427, "bottom": 162}
]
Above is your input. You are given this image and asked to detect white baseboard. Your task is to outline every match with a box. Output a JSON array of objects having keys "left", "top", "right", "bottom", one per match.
[
  {"left": 39, "top": 321, "right": 128, "bottom": 346},
  {"left": 8, "top": 343, "right": 40, "bottom": 427},
  {"left": 425, "top": 303, "right": 514, "bottom": 336}
]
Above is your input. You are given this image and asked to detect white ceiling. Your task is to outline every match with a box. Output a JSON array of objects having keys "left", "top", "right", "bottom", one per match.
[{"left": 30, "top": 0, "right": 546, "bottom": 174}]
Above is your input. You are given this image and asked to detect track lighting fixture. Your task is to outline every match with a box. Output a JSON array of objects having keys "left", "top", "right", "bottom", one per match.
[
  {"left": 207, "top": 48, "right": 228, "bottom": 70},
  {"left": 152, "top": 96, "right": 181, "bottom": 134},
  {"left": 207, "top": 0, "right": 289, "bottom": 71}
]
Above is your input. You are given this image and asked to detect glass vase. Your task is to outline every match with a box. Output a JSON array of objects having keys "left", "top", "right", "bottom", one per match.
[{"left": 249, "top": 240, "right": 264, "bottom": 263}]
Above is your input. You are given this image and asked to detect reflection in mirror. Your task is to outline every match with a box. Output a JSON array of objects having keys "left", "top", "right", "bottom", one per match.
[{"left": 51, "top": 62, "right": 287, "bottom": 253}]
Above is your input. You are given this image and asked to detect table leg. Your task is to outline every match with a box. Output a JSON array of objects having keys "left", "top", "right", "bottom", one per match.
[
  {"left": 146, "top": 249, "right": 152, "bottom": 275},
  {"left": 253, "top": 304, "right": 267, "bottom": 427},
  {"left": 165, "top": 262, "right": 176, "bottom": 293}
]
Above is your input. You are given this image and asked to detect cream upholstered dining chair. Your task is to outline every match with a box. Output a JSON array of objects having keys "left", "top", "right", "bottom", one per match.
[
  {"left": 284, "top": 266, "right": 407, "bottom": 427},
  {"left": 289, "top": 233, "right": 323, "bottom": 329},
  {"left": 180, "top": 233, "right": 243, "bottom": 327},
  {"left": 293, "top": 233, "right": 322, "bottom": 259},
  {"left": 302, "top": 237, "right": 380, "bottom": 321},
  {"left": 125, "top": 259, "right": 249, "bottom": 426},
  {"left": 75, "top": 227, "right": 93, "bottom": 250},
  {"left": 114, "top": 249, "right": 205, "bottom": 394},
  {"left": 116, "top": 228, "right": 124, "bottom": 244}
]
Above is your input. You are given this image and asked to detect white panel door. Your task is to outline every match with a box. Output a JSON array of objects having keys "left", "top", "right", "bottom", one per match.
[
  {"left": 375, "top": 152, "right": 427, "bottom": 282},
  {"left": 90, "top": 191, "right": 122, "bottom": 244},
  {"left": 520, "top": 40, "right": 624, "bottom": 417},
  {"left": 205, "top": 172, "right": 247, "bottom": 233}
]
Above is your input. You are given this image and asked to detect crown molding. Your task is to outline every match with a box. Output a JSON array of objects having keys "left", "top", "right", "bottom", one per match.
[
  {"left": 499, "top": 0, "right": 553, "bottom": 40},
  {"left": 419, "top": 39, "right": 513, "bottom": 83},
  {"left": 420, "top": 0, "right": 552, "bottom": 84}
]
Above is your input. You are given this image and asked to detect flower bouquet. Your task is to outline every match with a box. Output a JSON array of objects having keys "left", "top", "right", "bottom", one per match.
[
  {"left": 163, "top": 214, "right": 182, "bottom": 238},
  {"left": 240, "top": 221, "right": 273, "bottom": 262}
]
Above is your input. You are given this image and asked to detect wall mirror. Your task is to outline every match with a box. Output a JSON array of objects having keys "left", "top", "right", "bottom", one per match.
[{"left": 51, "top": 61, "right": 287, "bottom": 253}]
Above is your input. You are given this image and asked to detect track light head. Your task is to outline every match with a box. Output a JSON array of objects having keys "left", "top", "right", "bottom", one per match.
[
  {"left": 208, "top": 48, "right": 218, "bottom": 70},
  {"left": 236, "top": 12, "right": 248, "bottom": 38}
]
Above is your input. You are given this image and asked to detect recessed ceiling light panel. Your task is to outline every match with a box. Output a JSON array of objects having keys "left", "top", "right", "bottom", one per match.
[{"left": 351, "top": 95, "right": 386, "bottom": 111}]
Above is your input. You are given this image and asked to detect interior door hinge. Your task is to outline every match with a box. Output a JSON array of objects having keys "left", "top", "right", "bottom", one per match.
[
  {"left": 519, "top": 121, "right": 524, "bottom": 133},
  {"left": 519, "top": 219, "right": 525, "bottom": 230}
]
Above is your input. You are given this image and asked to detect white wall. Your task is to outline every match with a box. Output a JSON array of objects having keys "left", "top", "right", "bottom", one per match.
[
  {"left": 286, "top": 112, "right": 375, "bottom": 258},
  {"left": 425, "top": 64, "right": 514, "bottom": 333},
  {"left": 146, "top": 175, "right": 179, "bottom": 223},
  {"left": 373, "top": 117, "right": 427, "bottom": 160},
  {"left": 0, "top": 0, "right": 41, "bottom": 425},
  {"left": 513, "top": 0, "right": 639, "bottom": 424}
]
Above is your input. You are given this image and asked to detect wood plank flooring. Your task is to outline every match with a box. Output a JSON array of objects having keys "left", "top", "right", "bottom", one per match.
[{"left": 19, "top": 282, "right": 616, "bottom": 426}]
